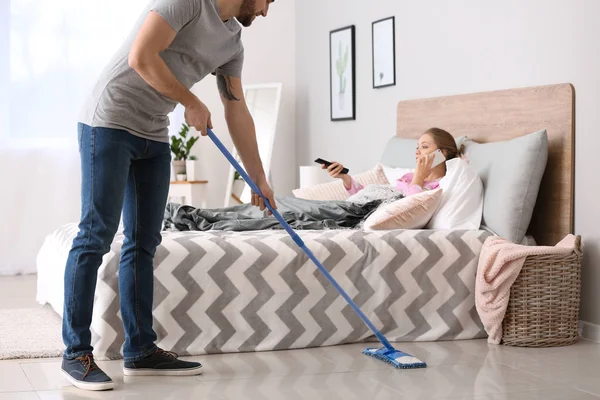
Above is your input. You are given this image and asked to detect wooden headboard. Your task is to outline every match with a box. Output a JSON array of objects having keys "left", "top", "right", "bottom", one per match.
[{"left": 396, "top": 83, "right": 575, "bottom": 246}]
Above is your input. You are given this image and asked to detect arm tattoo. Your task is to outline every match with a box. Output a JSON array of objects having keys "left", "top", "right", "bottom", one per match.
[{"left": 217, "top": 74, "right": 240, "bottom": 101}]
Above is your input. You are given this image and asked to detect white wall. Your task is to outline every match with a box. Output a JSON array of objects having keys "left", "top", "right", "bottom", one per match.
[
  {"left": 0, "top": 0, "right": 7, "bottom": 137},
  {"left": 295, "top": 0, "right": 600, "bottom": 325},
  {"left": 189, "top": 0, "right": 296, "bottom": 208}
]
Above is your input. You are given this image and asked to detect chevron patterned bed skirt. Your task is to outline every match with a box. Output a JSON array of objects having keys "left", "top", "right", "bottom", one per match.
[{"left": 37, "top": 224, "right": 491, "bottom": 360}]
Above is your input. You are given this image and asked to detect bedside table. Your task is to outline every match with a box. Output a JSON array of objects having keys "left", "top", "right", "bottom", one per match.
[{"left": 168, "top": 180, "right": 208, "bottom": 209}]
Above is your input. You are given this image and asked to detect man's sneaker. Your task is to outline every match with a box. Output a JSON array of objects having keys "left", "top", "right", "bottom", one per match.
[
  {"left": 61, "top": 354, "right": 114, "bottom": 391},
  {"left": 123, "top": 348, "right": 203, "bottom": 376}
]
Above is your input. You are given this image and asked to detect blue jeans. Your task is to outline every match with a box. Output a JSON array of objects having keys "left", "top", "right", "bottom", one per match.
[{"left": 63, "top": 123, "right": 171, "bottom": 362}]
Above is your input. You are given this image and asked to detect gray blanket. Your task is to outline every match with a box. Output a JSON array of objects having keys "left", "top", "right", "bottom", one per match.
[{"left": 163, "top": 196, "right": 396, "bottom": 231}]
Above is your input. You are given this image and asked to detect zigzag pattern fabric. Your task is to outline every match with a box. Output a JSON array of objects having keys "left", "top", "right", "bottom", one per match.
[{"left": 37, "top": 224, "right": 491, "bottom": 360}]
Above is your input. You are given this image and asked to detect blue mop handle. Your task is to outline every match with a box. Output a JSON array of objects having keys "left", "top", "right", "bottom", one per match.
[
  {"left": 207, "top": 128, "right": 393, "bottom": 350},
  {"left": 206, "top": 128, "right": 302, "bottom": 247}
]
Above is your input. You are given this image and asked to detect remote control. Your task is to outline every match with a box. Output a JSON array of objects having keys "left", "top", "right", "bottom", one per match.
[{"left": 314, "top": 158, "right": 349, "bottom": 174}]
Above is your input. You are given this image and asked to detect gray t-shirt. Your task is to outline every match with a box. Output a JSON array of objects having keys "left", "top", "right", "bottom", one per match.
[{"left": 79, "top": 0, "right": 244, "bottom": 143}]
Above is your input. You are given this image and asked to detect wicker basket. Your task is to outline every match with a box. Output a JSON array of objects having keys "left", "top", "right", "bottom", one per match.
[{"left": 501, "top": 235, "right": 582, "bottom": 347}]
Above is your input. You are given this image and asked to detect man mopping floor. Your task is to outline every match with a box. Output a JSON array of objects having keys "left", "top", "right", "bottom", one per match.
[{"left": 61, "top": 0, "right": 277, "bottom": 391}]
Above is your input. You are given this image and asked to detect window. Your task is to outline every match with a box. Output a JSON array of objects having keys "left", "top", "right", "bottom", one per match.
[{"left": 2, "top": 0, "right": 148, "bottom": 147}]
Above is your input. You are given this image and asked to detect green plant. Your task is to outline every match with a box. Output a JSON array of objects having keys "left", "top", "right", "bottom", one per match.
[
  {"left": 170, "top": 123, "right": 199, "bottom": 161},
  {"left": 233, "top": 171, "right": 243, "bottom": 180},
  {"left": 336, "top": 40, "right": 349, "bottom": 94},
  {"left": 188, "top": 155, "right": 198, "bottom": 161}
]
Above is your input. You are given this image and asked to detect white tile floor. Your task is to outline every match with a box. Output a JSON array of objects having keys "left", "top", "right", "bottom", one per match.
[{"left": 1, "top": 275, "right": 599, "bottom": 400}]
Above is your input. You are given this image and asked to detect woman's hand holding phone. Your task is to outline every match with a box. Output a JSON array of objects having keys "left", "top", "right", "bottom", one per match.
[
  {"left": 412, "top": 150, "right": 445, "bottom": 187},
  {"left": 430, "top": 149, "right": 446, "bottom": 168},
  {"left": 413, "top": 154, "right": 435, "bottom": 187}
]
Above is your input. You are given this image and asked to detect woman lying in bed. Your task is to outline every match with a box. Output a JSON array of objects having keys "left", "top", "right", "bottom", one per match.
[
  {"left": 164, "top": 128, "right": 464, "bottom": 232},
  {"left": 323, "top": 127, "right": 462, "bottom": 197}
]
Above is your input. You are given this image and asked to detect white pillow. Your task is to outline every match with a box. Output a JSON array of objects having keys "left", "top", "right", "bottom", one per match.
[
  {"left": 381, "top": 165, "right": 414, "bottom": 184},
  {"left": 426, "top": 158, "right": 483, "bottom": 230}
]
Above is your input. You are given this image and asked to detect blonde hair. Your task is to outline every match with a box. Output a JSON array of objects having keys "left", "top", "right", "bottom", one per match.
[{"left": 423, "top": 127, "right": 463, "bottom": 160}]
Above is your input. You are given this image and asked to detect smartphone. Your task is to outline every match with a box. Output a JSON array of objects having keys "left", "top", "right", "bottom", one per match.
[
  {"left": 430, "top": 150, "right": 446, "bottom": 168},
  {"left": 314, "top": 158, "right": 349, "bottom": 174}
]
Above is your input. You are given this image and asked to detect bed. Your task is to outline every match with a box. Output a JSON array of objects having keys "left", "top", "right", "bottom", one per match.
[{"left": 36, "top": 83, "right": 575, "bottom": 360}]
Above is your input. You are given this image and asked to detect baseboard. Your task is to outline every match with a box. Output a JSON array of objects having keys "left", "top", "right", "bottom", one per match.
[{"left": 579, "top": 320, "right": 600, "bottom": 343}]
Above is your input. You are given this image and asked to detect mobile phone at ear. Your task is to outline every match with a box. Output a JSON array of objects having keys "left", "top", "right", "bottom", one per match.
[
  {"left": 430, "top": 150, "right": 446, "bottom": 168},
  {"left": 314, "top": 158, "right": 349, "bottom": 174}
]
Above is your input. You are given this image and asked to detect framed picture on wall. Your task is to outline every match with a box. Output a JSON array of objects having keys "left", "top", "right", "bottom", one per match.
[
  {"left": 330, "top": 25, "right": 356, "bottom": 121},
  {"left": 372, "top": 16, "right": 396, "bottom": 89}
]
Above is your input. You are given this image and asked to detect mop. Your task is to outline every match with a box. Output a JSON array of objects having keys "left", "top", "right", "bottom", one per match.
[{"left": 207, "top": 128, "right": 426, "bottom": 369}]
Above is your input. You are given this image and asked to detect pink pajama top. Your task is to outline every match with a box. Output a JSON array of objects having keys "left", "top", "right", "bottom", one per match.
[{"left": 345, "top": 173, "right": 440, "bottom": 197}]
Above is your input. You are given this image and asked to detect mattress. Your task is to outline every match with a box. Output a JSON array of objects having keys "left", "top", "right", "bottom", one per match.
[{"left": 37, "top": 223, "right": 492, "bottom": 360}]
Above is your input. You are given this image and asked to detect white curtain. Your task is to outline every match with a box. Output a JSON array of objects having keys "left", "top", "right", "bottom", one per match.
[{"left": 0, "top": 0, "right": 150, "bottom": 275}]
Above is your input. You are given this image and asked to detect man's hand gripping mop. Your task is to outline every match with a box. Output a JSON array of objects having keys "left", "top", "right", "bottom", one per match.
[{"left": 207, "top": 128, "right": 426, "bottom": 369}]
